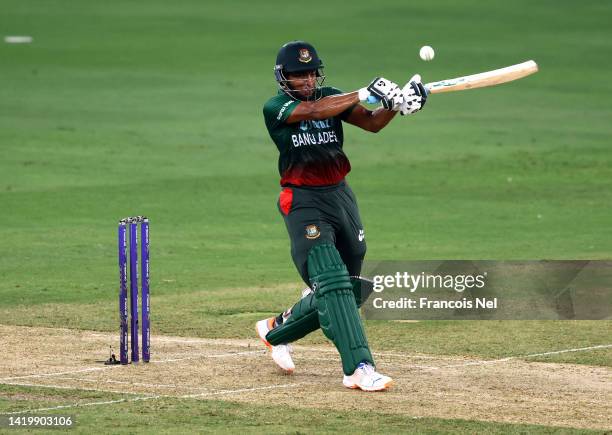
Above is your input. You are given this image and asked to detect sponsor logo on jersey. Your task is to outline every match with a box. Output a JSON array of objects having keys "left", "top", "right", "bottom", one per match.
[
  {"left": 298, "top": 49, "right": 312, "bottom": 63},
  {"left": 299, "top": 119, "right": 331, "bottom": 131},
  {"left": 305, "top": 224, "right": 320, "bottom": 239}
]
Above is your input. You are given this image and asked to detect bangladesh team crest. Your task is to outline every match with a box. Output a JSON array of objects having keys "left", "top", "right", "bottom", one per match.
[
  {"left": 298, "top": 48, "right": 312, "bottom": 63},
  {"left": 305, "top": 224, "right": 320, "bottom": 239}
]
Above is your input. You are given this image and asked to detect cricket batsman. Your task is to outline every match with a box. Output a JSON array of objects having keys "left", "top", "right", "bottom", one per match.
[{"left": 257, "top": 41, "right": 427, "bottom": 391}]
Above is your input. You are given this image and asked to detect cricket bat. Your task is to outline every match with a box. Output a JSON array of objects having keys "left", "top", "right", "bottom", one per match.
[{"left": 424, "top": 60, "right": 538, "bottom": 94}]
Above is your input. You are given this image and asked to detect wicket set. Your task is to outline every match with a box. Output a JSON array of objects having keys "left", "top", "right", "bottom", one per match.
[{"left": 118, "top": 216, "right": 150, "bottom": 364}]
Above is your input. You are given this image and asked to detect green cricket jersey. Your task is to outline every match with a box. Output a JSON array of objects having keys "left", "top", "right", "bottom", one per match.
[{"left": 263, "top": 87, "right": 356, "bottom": 187}]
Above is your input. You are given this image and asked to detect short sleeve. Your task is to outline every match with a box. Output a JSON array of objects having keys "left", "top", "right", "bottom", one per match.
[{"left": 263, "top": 95, "right": 299, "bottom": 130}]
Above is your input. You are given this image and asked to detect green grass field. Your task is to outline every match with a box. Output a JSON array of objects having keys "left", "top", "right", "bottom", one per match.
[{"left": 1, "top": 0, "right": 611, "bottom": 433}]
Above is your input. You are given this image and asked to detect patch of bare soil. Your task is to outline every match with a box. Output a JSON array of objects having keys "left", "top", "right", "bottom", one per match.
[{"left": 0, "top": 325, "right": 610, "bottom": 430}]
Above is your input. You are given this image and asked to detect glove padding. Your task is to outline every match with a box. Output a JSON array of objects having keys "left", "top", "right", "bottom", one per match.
[
  {"left": 399, "top": 74, "right": 428, "bottom": 116},
  {"left": 367, "top": 77, "right": 402, "bottom": 111}
]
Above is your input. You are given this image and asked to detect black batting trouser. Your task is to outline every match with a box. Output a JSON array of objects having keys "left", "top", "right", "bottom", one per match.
[{"left": 278, "top": 181, "right": 366, "bottom": 285}]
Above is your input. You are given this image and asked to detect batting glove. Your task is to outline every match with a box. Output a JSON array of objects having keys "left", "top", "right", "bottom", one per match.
[
  {"left": 399, "top": 74, "right": 428, "bottom": 116},
  {"left": 365, "top": 77, "right": 402, "bottom": 110}
]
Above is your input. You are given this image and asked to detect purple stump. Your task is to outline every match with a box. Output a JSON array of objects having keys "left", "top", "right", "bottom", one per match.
[
  {"left": 129, "top": 219, "right": 139, "bottom": 363},
  {"left": 141, "top": 218, "right": 150, "bottom": 362},
  {"left": 118, "top": 221, "right": 128, "bottom": 365}
]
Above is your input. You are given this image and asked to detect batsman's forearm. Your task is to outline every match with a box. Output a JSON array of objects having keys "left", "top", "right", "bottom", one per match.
[
  {"left": 303, "top": 92, "right": 361, "bottom": 120},
  {"left": 368, "top": 107, "right": 398, "bottom": 131}
]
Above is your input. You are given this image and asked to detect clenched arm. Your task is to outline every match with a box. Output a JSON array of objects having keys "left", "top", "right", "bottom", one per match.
[
  {"left": 286, "top": 91, "right": 398, "bottom": 133},
  {"left": 286, "top": 92, "right": 361, "bottom": 124},
  {"left": 344, "top": 104, "right": 398, "bottom": 133}
]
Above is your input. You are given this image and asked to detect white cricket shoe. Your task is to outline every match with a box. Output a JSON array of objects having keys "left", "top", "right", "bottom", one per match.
[
  {"left": 343, "top": 362, "right": 393, "bottom": 391},
  {"left": 256, "top": 318, "right": 295, "bottom": 374}
]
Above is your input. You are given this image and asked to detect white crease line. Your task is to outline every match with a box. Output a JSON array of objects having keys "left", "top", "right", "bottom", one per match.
[
  {"left": 118, "top": 337, "right": 458, "bottom": 361},
  {"left": 295, "top": 346, "right": 460, "bottom": 360},
  {"left": 0, "top": 350, "right": 265, "bottom": 381},
  {"left": 433, "top": 344, "right": 612, "bottom": 370},
  {"left": 0, "top": 398, "right": 140, "bottom": 415},
  {"left": 295, "top": 355, "right": 440, "bottom": 370},
  {"left": 522, "top": 344, "right": 612, "bottom": 357},
  {"left": 102, "top": 336, "right": 464, "bottom": 361},
  {"left": 152, "top": 338, "right": 454, "bottom": 361},
  {"left": 372, "top": 352, "right": 460, "bottom": 360},
  {"left": 297, "top": 344, "right": 612, "bottom": 372},
  {"left": 0, "top": 382, "right": 307, "bottom": 415}
]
